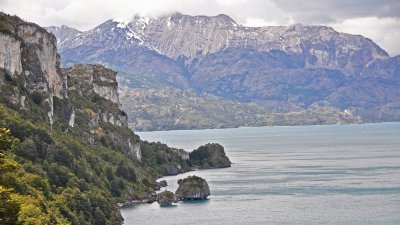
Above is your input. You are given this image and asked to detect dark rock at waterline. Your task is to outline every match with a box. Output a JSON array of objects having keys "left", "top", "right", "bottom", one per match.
[
  {"left": 138, "top": 189, "right": 157, "bottom": 203},
  {"left": 114, "top": 207, "right": 124, "bottom": 225},
  {"left": 154, "top": 180, "right": 168, "bottom": 191},
  {"left": 157, "top": 190, "right": 177, "bottom": 206},
  {"left": 159, "top": 180, "right": 167, "bottom": 187},
  {"left": 175, "top": 176, "right": 210, "bottom": 200},
  {"left": 190, "top": 143, "right": 232, "bottom": 169},
  {"left": 146, "top": 191, "right": 157, "bottom": 203}
]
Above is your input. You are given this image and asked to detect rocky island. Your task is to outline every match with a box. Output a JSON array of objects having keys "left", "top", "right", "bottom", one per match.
[
  {"left": 155, "top": 175, "right": 211, "bottom": 206},
  {"left": 157, "top": 190, "right": 177, "bottom": 206},
  {"left": 141, "top": 141, "right": 232, "bottom": 178},
  {"left": 175, "top": 176, "right": 211, "bottom": 201},
  {"left": 190, "top": 143, "right": 232, "bottom": 169}
]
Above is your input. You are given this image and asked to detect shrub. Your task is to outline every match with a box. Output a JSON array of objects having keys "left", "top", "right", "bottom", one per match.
[
  {"left": 31, "top": 92, "right": 43, "bottom": 105},
  {"left": 13, "top": 138, "right": 38, "bottom": 161}
]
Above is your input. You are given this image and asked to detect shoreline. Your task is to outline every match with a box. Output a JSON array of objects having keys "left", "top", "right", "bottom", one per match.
[
  {"left": 119, "top": 123, "right": 400, "bottom": 225},
  {"left": 119, "top": 167, "right": 230, "bottom": 208},
  {"left": 134, "top": 121, "right": 399, "bottom": 133}
]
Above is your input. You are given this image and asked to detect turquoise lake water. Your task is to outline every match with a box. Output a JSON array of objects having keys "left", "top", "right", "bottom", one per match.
[{"left": 121, "top": 123, "right": 400, "bottom": 225}]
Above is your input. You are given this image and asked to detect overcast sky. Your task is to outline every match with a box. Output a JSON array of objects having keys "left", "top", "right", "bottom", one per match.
[{"left": 1, "top": 0, "right": 399, "bottom": 56}]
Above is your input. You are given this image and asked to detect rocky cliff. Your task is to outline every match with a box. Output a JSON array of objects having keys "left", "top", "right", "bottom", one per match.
[
  {"left": 47, "top": 13, "right": 400, "bottom": 127},
  {"left": 63, "top": 64, "right": 141, "bottom": 160},
  {"left": 66, "top": 64, "right": 120, "bottom": 104},
  {"left": 1, "top": 13, "right": 67, "bottom": 125},
  {"left": 0, "top": 12, "right": 141, "bottom": 160},
  {"left": 0, "top": 12, "right": 147, "bottom": 225}
]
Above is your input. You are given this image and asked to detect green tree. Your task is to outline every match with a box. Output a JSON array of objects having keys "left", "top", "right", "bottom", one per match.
[
  {"left": 13, "top": 138, "right": 38, "bottom": 161},
  {"left": 93, "top": 207, "right": 106, "bottom": 225},
  {"left": 105, "top": 166, "right": 114, "bottom": 181},
  {"left": 110, "top": 180, "right": 121, "bottom": 197},
  {"left": 0, "top": 186, "right": 20, "bottom": 225},
  {"left": 0, "top": 127, "right": 12, "bottom": 151},
  {"left": 116, "top": 161, "right": 137, "bottom": 182}
]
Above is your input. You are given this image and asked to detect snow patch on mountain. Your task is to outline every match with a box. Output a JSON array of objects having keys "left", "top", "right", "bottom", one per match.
[{"left": 116, "top": 21, "right": 128, "bottom": 29}]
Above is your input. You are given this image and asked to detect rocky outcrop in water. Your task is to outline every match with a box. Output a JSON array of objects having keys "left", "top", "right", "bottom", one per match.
[
  {"left": 190, "top": 143, "right": 232, "bottom": 169},
  {"left": 154, "top": 180, "right": 168, "bottom": 191},
  {"left": 157, "top": 190, "right": 177, "bottom": 206},
  {"left": 175, "top": 176, "right": 210, "bottom": 200}
]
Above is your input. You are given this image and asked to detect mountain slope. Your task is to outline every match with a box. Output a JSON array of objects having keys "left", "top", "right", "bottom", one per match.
[
  {"left": 45, "top": 25, "right": 82, "bottom": 48},
  {"left": 47, "top": 13, "right": 400, "bottom": 128},
  {"left": 0, "top": 12, "right": 229, "bottom": 224},
  {"left": 118, "top": 73, "right": 361, "bottom": 131}
]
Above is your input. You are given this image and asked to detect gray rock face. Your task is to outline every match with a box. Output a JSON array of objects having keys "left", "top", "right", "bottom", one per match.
[
  {"left": 175, "top": 176, "right": 210, "bottom": 200},
  {"left": 1, "top": 13, "right": 68, "bottom": 125},
  {"left": 52, "top": 13, "right": 389, "bottom": 76},
  {"left": 0, "top": 33, "right": 23, "bottom": 76},
  {"left": 63, "top": 64, "right": 126, "bottom": 127},
  {"left": 173, "top": 148, "right": 190, "bottom": 160},
  {"left": 135, "top": 14, "right": 388, "bottom": 77},
  {"left": 17, "top": 24, "right": 67, "bottom": 100},
  {"left": 64, "top": 64, "right": 120, "bottom": 105},
  {"left": 47, "top": 13, "right": 400, "bottom": 123},
  {"left": 62, "top": 64, "right": 142, "bottom": 161},
  {"left": 128, "top": 140, "right": 141, "bottom": 161},
  {"left": 0, "top": 12, "right": 142, "bottom": 161}
]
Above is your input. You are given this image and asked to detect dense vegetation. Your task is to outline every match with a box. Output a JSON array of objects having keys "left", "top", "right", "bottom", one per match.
[
  {"left": 0, "top": 67, "right": 181, "bottom": 224},
  {"left": 0, "top": 128, "right": 69, "bottom": 224},
  {"left": 0, "top": 62, "right": 228, "bottom": 224},
  {"left": 140, "top": 141, "right": 191, "bottom": 177},
  {"left": 0, "top": 102, "right": 153, "bottom": 224}
]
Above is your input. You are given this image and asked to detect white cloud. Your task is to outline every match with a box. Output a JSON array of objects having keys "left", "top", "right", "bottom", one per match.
[
  {"left": 245, "top": 18, "right": 282, "bottom": 27},
  {"left": 331, "top": 17, "right": 400, "bottom": 56},
  {"left": 1, "top": 0, "right": 399, "bottom": 55},
  {"left": 245, "top": 18, "right": 272, "bottom": 27}
]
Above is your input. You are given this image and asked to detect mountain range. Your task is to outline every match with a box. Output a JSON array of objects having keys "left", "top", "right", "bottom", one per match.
[{"left": 46, "top": 13, "right": 400, "bottom": 130}]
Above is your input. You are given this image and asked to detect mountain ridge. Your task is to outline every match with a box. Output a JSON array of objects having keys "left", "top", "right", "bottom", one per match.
[{"left": 46, "top": 12, "right": 400, "bottom": 128}]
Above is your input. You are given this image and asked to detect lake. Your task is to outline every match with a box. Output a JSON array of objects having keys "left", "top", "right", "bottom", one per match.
[{"left": 121, "top": 123, "right": 400, "bottom": 225}]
